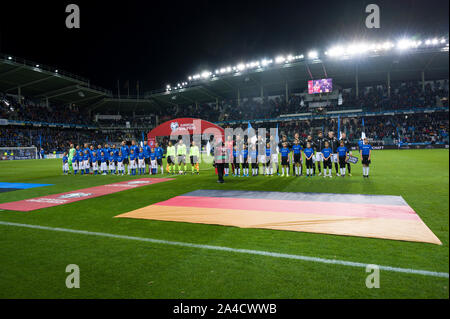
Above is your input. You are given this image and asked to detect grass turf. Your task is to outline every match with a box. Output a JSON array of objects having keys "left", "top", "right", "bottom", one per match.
[{"left": 0, "top": 149, "right": 448, "bottom": 298}]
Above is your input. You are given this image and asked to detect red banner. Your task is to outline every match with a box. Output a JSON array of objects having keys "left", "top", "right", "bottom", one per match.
[
  {"left": 0, "top": 178, "right": 174, "bottom": 212},
  {"left": 148, "top": 118, "right": 224, "bottom": 141}
]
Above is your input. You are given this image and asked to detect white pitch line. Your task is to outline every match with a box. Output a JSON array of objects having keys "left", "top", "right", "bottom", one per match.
[{"left": 0, "top": 220, "right": 448, "bottom": 279}]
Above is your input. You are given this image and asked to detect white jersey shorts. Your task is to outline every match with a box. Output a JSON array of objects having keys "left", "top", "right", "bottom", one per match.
[{"left": 138, "top": 159, "right": 145, "bottom": 168}]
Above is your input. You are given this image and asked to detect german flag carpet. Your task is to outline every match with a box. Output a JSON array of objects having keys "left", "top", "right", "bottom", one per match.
[{"left": 115, "top": 190, "right": 442, "bottom": 245}]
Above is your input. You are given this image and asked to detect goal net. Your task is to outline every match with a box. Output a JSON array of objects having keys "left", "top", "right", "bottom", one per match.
[{"left": 0, "top": 147, "right": 38, "bottom": 160}]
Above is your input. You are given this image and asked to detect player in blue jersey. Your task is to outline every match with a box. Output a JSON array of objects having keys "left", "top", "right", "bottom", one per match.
[
  {"left": 100, "top": 151, "right": 108, "bottom": 175},
  {"left": 337, "top": 141, "right": 349, "bottom": 177},
  {"left": 360, "top": 138, "right": 373, "bottom": 178},
  {"left": 116, "top": 152, "right": 125, "bottom": 175},
  {"left": 264, "top": 143, "right": 272, "bottom": 176},
  {"left": 138, "top": 147, "right": 145, "bottom": 175},
  {"left": 280, "top": 142, "right": 291, "bottom": 177},
  {"left": 131, "top": 140, "right": 140, "bottom": 156},
  {"left": 83, "top": 150, "right": 90, "bottom": 175},
  {"left": 129, "top": 149, "right": 137, "bottom": 175},
  {"left": 109, "top": 151, "right": 117, "bottom": 175},
  {"left": 303, "top": 142, "right": 314, "bottom": 177},
  {"left": 154, "top": 142, "right": 164, "bottom": 175},
  {"left": 119, "top": 141, "right": 129, "bottom": 175},
  {"left": 292, "top": 139, "right": 303, "bottom": 177},
  {"left": 241, "top": 144, "right": 249, "bottom": 177},
  {"left": 143, "top": 141, "right": 151, "bottom": 174},
  {"left": 321, "top": 141, "right": 333, "bottom": 178},
  {"left": 62, "top": 152, "right": 69, "bottom": 175},
  {"left": 72, "top": 152, "right": 79, "bottom": 175}
]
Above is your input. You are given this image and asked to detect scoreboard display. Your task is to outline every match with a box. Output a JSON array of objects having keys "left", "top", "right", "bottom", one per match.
[{"left": 308, "top": 78, "right": 333, "bottom": 94}]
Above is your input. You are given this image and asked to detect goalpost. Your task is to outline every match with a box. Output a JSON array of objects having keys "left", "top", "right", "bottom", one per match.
[{"left": 0, "top": 147, "right": 38, "bottom": 160}]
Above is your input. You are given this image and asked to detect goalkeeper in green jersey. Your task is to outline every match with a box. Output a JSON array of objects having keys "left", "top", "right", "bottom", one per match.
[
  {"left": 189, "top": 141, "right": 200, "bottom": 174},
  {"left": 68, "top": 144, "right": 76, "bottom": 174},
  {"left": 166, "top": 141, "right": 176, "bottom": 174},
  {"left": 176, "top": 139, "right": 187, "bottom": 174}
]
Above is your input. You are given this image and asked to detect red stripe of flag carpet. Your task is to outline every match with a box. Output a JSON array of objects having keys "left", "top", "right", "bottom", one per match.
[
  {"left": 116, "top": 189, "right": 442, "bottom": 245},
  {"left": 0, "top": 178, "right": 174, "bottom": 212}
]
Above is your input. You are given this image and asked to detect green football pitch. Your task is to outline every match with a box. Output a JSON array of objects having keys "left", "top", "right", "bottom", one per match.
[{"left": 0, "top": 149, "right": 448, "bottom": 298}]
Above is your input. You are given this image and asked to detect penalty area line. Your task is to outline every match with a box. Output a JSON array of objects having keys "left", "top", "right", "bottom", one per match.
[{"left": 0, "top": 220, "right": 448, "bottom": 279}]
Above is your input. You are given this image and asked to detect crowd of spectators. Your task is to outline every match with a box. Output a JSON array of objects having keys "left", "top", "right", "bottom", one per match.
[
  {"left": 225, "top": 111, "right": 449, "bottom": 146},
  {"left": 0, "top": 92, "right": 92, "bottom": 125},
  {"left": 2, "top": 80, "right": 448, "bottom": 126},
  {"left": 1, "top": 79, "right": 449, "bottom": 151}
]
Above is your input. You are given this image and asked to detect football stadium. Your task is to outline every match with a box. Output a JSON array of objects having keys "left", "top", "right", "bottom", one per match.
[{"left": 0, "top": 1, "right": 449, "bottom": 305}]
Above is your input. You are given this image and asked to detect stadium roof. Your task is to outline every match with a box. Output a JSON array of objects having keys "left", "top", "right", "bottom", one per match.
[
  {"left": 0, "top": 53, "right": 112, "bottom": 107},
  {"left": 1, "top": 41, "right": 449, "bottom": 112},
  {"left": 144, "top": 46, "right": 449, "bottom": 106}
]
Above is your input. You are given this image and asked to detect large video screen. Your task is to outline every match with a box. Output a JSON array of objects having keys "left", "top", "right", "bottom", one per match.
[{"left": 308, "top": 78, "right": 333, "bottom": 94}]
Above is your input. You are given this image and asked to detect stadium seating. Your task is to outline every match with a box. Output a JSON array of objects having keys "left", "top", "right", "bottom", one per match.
[{"left": 1, "top": 78, "right": 449, "bottom": 153}]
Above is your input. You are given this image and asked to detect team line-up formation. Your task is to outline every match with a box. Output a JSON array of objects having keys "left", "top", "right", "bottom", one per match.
[{"left": 61, "top": 131, "right": 373, "bottom": 179}]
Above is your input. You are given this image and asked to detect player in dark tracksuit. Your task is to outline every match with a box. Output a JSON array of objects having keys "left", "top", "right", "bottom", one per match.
[
  {"left": 340, "top": 133, "right": 353, "bottom": 176},
  {"left": 315, "top": 132, "right": 326, "bottom": 176}
]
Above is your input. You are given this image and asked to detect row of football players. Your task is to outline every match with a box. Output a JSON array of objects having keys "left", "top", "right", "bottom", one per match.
[
  {"left": 61, "top": 140, "right": 202, "bottom": 176},
  {"left": 224, "top": 138, "right": 373, "bottom": 178},
  {"left": 62, "top": 147, "right": 162, "bottom": 175}
]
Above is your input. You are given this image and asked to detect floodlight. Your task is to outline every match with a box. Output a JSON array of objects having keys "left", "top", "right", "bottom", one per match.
[
  {"left": 275, "top": 56, "right": 285, "bottom": 64},
  {"left": 308, "top": 51, "right": 318, "bottom": 59}
]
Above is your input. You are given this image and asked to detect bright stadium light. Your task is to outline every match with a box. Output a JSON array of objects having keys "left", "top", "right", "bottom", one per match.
[
  {"left": 397, "top": 39, "right": 414, "bottom": 50},
  {"left": 308, "top": 51, "right": 318, "bottom": 59},
  {"left": 432, "top": 38, "right": 439, "bottom": 45},
  {"left": 236, "top": 63, "right": 246, "bottom": 71},
  {"left": 55, "top": 70, "right": 59, "bottom": 73},
  {"left": 275, "top": 55, "right": 285, "bottom": 64},
  {"left": 8, "top": 56, "right": 12, "bottom": 60},
  {"left": 327, "top": 46, "right": 345, "bottom": 57},
  {"left": 35, "top": 64, "right": 40, "bottom": 68},
  {"left": 201, "top": 71, "right": 211, "bottom": 78}
]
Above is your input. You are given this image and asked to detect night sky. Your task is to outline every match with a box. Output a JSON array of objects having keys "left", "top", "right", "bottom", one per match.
[{"left": 0, "top": 0, "right": 448, "bottom": 93}]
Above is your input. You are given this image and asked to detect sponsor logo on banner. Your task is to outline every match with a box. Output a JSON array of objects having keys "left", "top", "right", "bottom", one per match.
[
  {"left": 59, "top": 192, "right": 93, "bottom": 199},
  {"left": 106, "top": 181, "right": 151, "bottom": 188},
  {"left": 27, "top": 198, "right": 68, "bottom": 204},
  {"left": 170, "top": 122, "right": 179, "bottom": 132}
]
